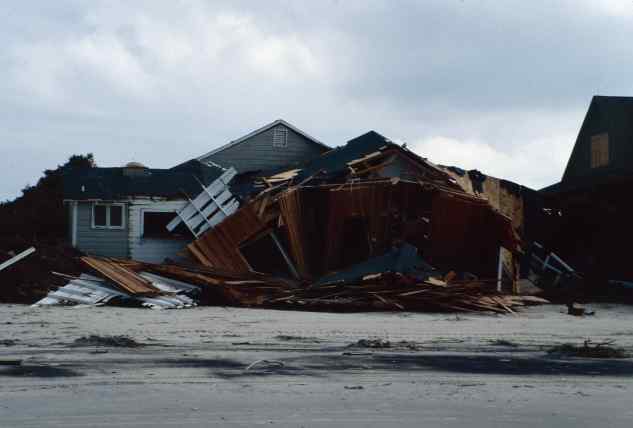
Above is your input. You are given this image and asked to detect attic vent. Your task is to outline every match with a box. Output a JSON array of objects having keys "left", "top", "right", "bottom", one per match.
[{"left": 272, "top": 126, "right": 288, "bottom": 148}]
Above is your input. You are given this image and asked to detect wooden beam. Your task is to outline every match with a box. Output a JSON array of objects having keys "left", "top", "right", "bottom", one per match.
[
  {"left": 0, "top": 247, "right": 36, "bottom": 273},
  {"left": 270, "top": 231, "right": 300, "bottom": 280}
]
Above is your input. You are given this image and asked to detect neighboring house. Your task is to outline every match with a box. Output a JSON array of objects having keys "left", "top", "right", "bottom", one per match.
[
  {"left": 63, "top": 160, "right": 229, "bottom": 263},
  {"left": 196, "top": 119, "right": 330, "bottom": 173},
  {"left": 541, "top": 95, "right": 633, "bottom": 282},
  {"left": 554, "top": 95, "right": 633, "bottom": 186}
]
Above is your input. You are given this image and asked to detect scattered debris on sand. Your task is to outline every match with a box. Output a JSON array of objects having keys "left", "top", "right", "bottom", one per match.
[
  {"left": 245, "top": 360, "right": 285, "bottom": 371},
  {"left": 349, "top": 339, "right": 420, "bottom": 350},
  {"left": 73, "top": 335, "right": 143, "bottom": 348},
  {"left": 352, "top": 339, "right": 392, "bottom": 349},
  {"left": 547, "top": 340, "right": 629, "bottom": 359},
  {"left": 274, "top": 335, "right": 321, "bottom": 343},
  {"left": 566, "top": 303, "right": 595, "bottom": 316},
  {"left": 0, "top": 240, "right": 84, "bottom": 304},
  {"left": 490, "top": 339, "right": 519, "bottom": 348}
]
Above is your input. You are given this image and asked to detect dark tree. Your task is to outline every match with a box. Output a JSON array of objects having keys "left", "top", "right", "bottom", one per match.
[{"left": 0, "top": 154, "right": 95, "bottom": 242}]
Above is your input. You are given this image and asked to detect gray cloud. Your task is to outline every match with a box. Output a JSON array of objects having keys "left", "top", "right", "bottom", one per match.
[{"left": 2, "top": 0, "right": 632, "bottom": 200}]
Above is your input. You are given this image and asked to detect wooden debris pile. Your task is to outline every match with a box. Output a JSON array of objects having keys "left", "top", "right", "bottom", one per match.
[
  {"left": 261, "top": 274, "right": 549, "bottom": 313},
  {"left": 88, "top": 257, "right": 547, "bottom": 313}
]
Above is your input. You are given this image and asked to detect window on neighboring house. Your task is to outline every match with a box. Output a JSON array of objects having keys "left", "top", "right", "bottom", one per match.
[
  {"left": 92, "top": 203, "right": 125, "bottom": 229},
  {"left": 272, "top": 125, "right": 288, "bottom": 148},
  {"left": 142, "top": 211, "right": 192, "bottom": 239},
  {"left": 591, "top": 133, "right": 609, "bottom": 168}
]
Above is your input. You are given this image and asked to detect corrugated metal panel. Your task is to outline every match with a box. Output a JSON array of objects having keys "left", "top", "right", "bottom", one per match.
[
  {"left": 33, "top": 274, "right": 127, "bottom": 306},
  {"left": 33, "top": 273, "right": 199, "bottom": 309},
  {"left": 139, "top": 272, "right": 199, "bottom": 293}
]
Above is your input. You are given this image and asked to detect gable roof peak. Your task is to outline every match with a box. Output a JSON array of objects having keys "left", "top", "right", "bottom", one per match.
[
  {"left": 346, "top": 130, "right": 392, "bottom": 147},
  {"left": 197, "top": 119, "right": 329, "bottom": 161}
]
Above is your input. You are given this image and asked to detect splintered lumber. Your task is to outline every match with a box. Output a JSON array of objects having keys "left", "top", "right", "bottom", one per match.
[
  {"left": 257, "top": 274, "right": 549, "bottom": 314},
  {"left": 80, "top": 257, "right": 160, "bottom": 296},
  {"left": 86, "top": 257, "right": 548, "bottom": 314}
]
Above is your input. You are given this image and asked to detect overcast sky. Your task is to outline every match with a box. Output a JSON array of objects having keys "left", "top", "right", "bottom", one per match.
[{"left": 2, "top": 0, "right": 632, "bottom": 201}]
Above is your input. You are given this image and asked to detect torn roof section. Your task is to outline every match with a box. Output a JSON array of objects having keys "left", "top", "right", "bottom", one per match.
[
  {"left": 233, "top": 130, "right": 465, "bottom": 199},
  {"left": 63, "top": 160, "right": 224, "bottom": 201}
]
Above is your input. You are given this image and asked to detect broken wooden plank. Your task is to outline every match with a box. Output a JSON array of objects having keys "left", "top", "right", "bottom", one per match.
[
  {"left": 0, "top": 247, "right": 36, "bottom": 273},
  {"left": 80, "top": 257, "right": 160, "bottom": 296}
]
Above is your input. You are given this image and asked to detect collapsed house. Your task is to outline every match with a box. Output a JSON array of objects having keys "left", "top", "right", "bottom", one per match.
[
  {"left": 185, "top": 131, "right": 536, "bottom": 291},
  {"left": 50, "top": 126, "right": 550, "bottom": 312},
  {"left": 541, "top": 96, "right": 633, "bottom": 287}
]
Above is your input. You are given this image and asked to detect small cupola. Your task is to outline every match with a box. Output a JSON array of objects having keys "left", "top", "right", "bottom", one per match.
[{"left": 123, "top": 161, "right": 150, "bottom": 177}]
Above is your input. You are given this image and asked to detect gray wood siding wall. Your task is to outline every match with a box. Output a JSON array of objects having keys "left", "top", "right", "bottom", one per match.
[
  {"left": 201, "top": 125, "right": 326, "bottom": 172},
  {"left": 75, "top": 202, "right": 129, "bottom": 258}
]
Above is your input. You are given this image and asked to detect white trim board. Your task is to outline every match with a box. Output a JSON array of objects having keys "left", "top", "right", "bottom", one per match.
[
  {"left": 166, "top": 167, "right": 239, "bottom": 237},
  {"left": 71, "top": 201, "right": 78, "bottom": 247}
]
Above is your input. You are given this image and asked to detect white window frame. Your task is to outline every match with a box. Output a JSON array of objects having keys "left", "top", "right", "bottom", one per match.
[
  {"left": 92, "top": 203, "right": 126, "bottom": 230},
  {"left": 272, "top": 125, "right": 288, "bottom": 148}
]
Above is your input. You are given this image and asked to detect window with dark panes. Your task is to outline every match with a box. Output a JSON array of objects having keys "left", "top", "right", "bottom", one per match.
[
  {"left": 92, "top": 203, "right": 125, "bottom": 229},
  {"left": 110, "top": 205, "right": 123, "bottom": 227},
  {"left": 143, "top": 211, "right": 192, "bottom": 239},
  {"left": 94, "top": 205, "right": 107, "bottom": 227}
]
